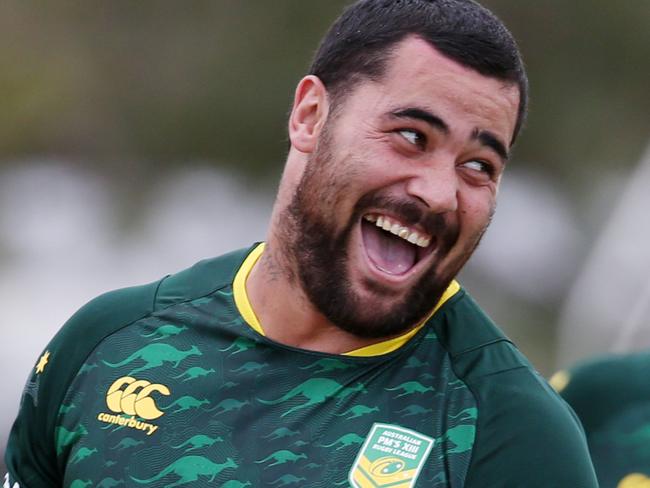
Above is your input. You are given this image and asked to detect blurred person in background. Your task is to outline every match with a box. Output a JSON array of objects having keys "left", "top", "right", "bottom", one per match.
[
  {"left": 550, "top": 143, "right": 650, "bottom": 488},
  {"left": 552, "top": 351, "right": 650, "bottom": 488},
  {"left": 5, "top": 0, "right": 597, "bottom": 486}
]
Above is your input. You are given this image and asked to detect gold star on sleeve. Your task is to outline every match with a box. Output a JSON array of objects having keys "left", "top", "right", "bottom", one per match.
[{"left": 35, "top": 350, "right": 50, "bottom": 374}]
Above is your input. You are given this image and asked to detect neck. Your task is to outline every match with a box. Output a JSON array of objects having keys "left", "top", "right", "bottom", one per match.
[{"left": 246, "top": 241, "right": 392, "bottom": 355}]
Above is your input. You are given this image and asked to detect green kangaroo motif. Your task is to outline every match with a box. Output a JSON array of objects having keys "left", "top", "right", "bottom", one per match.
[
  {"left": 320, "top": 433, "right": 365, "bottom": 450},
  {"left": 207, "top": 398, "right": 250, "bottom": 414},
  {"left": 103, "top": 344, "right": 202, "bottom": 375},
  {"left": 448, "top": 379, "right": 466, "bottom": 390},
  {"left": 231, "top": 361, "right": 267, "bottom": 373},
  {"left": 449, "top": 407, "right": 478, "bottom": 421},
  {"left": 338, "top": 405, "right": 379, "bottom": 419},
  {"left": 172, "top": 367, "right": 216, "bottom": 382},
  {"left": 263, "top": 427, "right": 300, "bottom": 440},
  {"left": 424, "top": 330, "right": 438, "bottom": 340},
  {"left": 270, "top": 475, "right": 307, "bottom": 486},
  {"left": 405, "top": 357, "right": 427, "bottom": 368},
  {"left": 58, "top": 402, "right": 77, "bottom": 414},
  {"left": 163, "top": 395, "right": 210, "bottom": 414},
  {"left": 111, "top": 437, "right": 144, "bottom": 450},
  {"left": 258, "top": 378, "right": 344, "bottom": 417},
  {"left": 441, "top": 425, "right": 476, "bottom": 454},
  {"left": 131, "top": 456, "right": 238, "bottom": 488},
  {"left": 172, "top": 434, "right": 223, "bottom": 452},
  {"left": 299, "top": 358, "right": 353, "bottom": 374},
  {"left": 219, "top": 337, "right": 256, "bottom": 355},
  {"left": 55, "top": 423, "right": 88, "bottom": 455},
  {"left": 69, "top": 480, "right": 93, "bottom": 488},
  {"left": 97, "top": 477, "right": 124, "bottom": 488},
  {"left": 221, "top": 482, "right": 251, "bottom": 488},
  {"left": 335, "top": 382, "right": 367, "bottom": 401},
  {"left": 70, "top": 447, "right": 98, "bottom": 465},
  {"left": 386, "top": 381, "right": 435, "bottom": 398},
  {"left": 141, "top": 325, "right": 188, "bottom": 341},
  {"left": 397, "top": 405, "right": 434, "bottom": 417},
  {"left": 255, "top": 450, "right": 307, "bottom": 467}
]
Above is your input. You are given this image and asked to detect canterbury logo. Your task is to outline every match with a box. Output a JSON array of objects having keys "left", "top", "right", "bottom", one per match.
[{"left": 106, "top": 376, "right": 170, "bottom": 420}]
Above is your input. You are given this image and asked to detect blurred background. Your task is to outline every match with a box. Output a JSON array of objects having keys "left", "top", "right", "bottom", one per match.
[{"left": 1, "top": 0, "right": 648, "bottom": 472}]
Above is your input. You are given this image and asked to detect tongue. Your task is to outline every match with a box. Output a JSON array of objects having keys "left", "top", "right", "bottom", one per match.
[{"left": 362, "top": 221, "right": 417, "bottom": 275}]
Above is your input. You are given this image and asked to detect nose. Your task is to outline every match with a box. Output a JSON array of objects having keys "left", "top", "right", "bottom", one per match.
[{"left": 405, "top": 160, "right": 459, "bottom": 213}]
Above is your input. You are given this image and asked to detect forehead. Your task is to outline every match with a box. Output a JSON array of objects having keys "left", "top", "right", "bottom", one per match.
[{"left": 345, "top": 36, "right": 520, "bottom": 144}]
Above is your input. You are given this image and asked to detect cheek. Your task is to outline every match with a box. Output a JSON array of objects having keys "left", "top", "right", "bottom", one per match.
[{"left": 458, "top": 191, "right": 496, "bottom": 233}]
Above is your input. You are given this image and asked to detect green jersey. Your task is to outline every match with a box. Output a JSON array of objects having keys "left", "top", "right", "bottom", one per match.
[
  {"left": 552, "top": 352, "right": 650, "bottom": 488},
  {"left": 6, "top": 244, "right": 596, "bottom": 487}
]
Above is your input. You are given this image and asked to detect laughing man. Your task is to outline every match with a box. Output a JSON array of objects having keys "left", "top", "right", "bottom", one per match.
[{"left": 6, "top": 1, "right": 597, "bottom": 486}]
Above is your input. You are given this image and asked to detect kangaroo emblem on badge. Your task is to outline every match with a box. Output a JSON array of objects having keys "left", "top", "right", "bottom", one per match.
[{"left": 349, "top": 423, "right": 435, "bottom": 488}]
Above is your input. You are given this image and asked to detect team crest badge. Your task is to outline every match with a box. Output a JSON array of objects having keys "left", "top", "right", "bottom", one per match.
[{"left": 349, "top": 423, "right": 434, "bottom": 488}]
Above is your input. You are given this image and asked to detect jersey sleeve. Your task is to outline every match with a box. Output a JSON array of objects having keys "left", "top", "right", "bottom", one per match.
[
  {"left": 4, "top": 281, "right": 161, "bottom": 487},
  {"left": 463, "top": 360, "right": 599, "bottom": 487}
]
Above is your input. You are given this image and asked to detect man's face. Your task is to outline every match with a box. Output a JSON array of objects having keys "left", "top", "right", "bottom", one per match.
[{"left": 284, "top": 36, "right": 520, "bottom": 338}]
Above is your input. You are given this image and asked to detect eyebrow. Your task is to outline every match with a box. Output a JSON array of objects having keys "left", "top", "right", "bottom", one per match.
[
  {"left": 472, "top": 128, "right": 510, "bottom": 162},
  {"left": 389, "top": 107, "right": 510, "bottom": 162},
  {"left": 389, "top": 108, "right": 449, "bottom": 134}
]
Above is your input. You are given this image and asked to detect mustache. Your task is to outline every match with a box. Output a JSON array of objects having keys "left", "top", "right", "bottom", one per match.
[{"left": 354, "top": 194, "right": 454, "bottom": 238}]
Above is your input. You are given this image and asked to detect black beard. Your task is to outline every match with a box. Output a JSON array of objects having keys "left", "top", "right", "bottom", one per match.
[{"left": 282, "top": 164, "right": 462, "bottom": 339}]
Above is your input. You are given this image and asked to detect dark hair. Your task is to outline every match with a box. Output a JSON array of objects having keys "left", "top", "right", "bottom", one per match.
[{"left": 309, "top": 0, "right": 528, "bottom": 145}]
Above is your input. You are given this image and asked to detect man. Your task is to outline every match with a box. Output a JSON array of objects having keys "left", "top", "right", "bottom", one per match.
[
  {"left": 5, "top": 0, "right": 597, "bottom": 486},
  {"left": 552, "top": 353, "right": 650, "bottom": 488}
]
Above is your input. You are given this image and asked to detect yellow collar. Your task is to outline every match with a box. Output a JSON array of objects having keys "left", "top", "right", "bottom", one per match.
[{"left": 233, "top": 243, "right": 460, "bottom": 357}]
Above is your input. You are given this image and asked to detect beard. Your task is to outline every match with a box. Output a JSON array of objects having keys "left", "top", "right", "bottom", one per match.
[{"left": 278, "top": 131, "right": 483, "bottom": 340}]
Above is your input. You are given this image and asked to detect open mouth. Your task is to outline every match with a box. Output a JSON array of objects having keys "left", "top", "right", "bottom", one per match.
[{"left": 360, "top": 213, "right": 435, "bottom": 276}]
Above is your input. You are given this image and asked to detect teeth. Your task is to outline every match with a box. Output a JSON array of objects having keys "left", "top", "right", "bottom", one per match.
[{"left": 364, "top": 213, "right": 431, "bottom": 248}]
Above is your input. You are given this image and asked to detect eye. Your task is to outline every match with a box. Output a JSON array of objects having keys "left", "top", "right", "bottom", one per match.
[
  {"left": 462, "top": 159, "right": 494, "bottom": 176},
  {"left": 397, "top": 129, "right": 426, "bottom": 149},
  {"left": 460, "top": 159, "right": 499, "bottom": 185}
]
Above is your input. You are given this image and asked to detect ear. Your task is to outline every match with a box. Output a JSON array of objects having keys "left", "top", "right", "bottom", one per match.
[{"left": 288, "top": 75, "right": 330, "bottom": 153}]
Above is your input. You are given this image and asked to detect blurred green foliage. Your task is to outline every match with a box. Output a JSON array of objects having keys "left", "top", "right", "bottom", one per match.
[{"left": 0, "top": 1, "right": 648, "bottom": 184}]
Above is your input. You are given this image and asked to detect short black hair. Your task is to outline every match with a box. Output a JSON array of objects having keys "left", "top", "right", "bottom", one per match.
[{"left": 309, "top": 0, "right": 528, "bottom": 145}]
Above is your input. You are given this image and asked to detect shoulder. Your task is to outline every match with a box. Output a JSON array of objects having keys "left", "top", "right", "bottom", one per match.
[
  {"left": 34, "top": 245, "right": 252, "bottom": 404},
  {"left": 433, "top": 289, "right": 598, "bottom": 487},
  {"left": 5, "top": 246, "right": 253, "bottom": 485},
  {"left": 154, "top": 245, "right": 253, "bottom": 308},
  {"left": 433, "top": 288, "right": 529, "bottom": 379}
]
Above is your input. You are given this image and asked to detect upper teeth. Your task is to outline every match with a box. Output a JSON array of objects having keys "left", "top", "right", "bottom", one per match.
[{"left": 364, "top": 214, "right": 431, "bottom": 248}]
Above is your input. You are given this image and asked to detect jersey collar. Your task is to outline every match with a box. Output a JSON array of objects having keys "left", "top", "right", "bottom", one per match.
[{"left": 233, "top": 242, "right": 460, "bottom": 357}]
